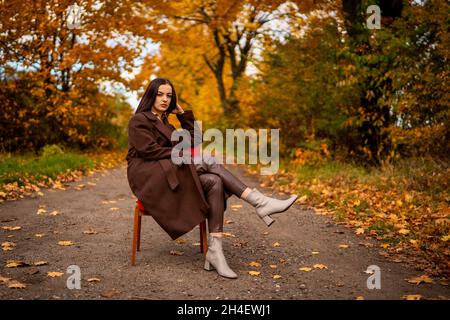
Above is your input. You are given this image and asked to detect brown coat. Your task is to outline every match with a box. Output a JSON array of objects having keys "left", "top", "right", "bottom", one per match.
[{"left": 125, "top": 110, "right": 210, "bottom": 240}]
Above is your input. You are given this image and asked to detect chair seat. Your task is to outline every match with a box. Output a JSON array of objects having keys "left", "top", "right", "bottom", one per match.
[{"left": 136, "top": 200, "right": 149, "bottom": 214}]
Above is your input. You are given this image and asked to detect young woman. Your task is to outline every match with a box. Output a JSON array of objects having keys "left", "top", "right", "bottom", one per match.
[{"left": 126, "top": 78, "right": 298, "bottom": 279}]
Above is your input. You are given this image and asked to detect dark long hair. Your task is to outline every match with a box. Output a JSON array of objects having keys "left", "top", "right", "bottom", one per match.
[{"left": 135, "top": 78, "right": 177, "bottom": 118}]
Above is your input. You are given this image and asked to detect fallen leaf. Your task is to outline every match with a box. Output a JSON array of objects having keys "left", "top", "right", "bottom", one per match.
[
  {"left": 248, "top": 271, "right": 261, "bottom": 276},
  {"left": 58, "top": 241, "right": 75, "bottom": 246},
  {"left": 249, "top": 261, "right": 261, "bottom": 268},
  {"left": 35, "top": 234, "right": 45, "bottom": 238},
  {"left": 299, "top": 267, "right": 312, "bottom": 272},
  {"left": 33, "top": 261, "right": 48, "bottom": 266},
  {"left": 0, "top": 276, "right": 11, "bottom": 283},
  {"left": 87, "top": 278, "right": 101, "bottom": 282},
  {"left": 231, "top": 205, "right": 242, "bottom": 209},
  {"left": 8, "top": 281, "right": 26, "bottom": 289},
  {"left": 109, "top": 207, "right": 119, "bottom": 211},
  {"left": 224, "top": 219, "right": 234, "bottom": 224},
  {"left": 406, "top": 275, "right": 433, "bottom": 285},
  {"left": 169, "top": 250, "right": 184, "bottom": 256},
  {"left": 49, "top": 210, "right": 60, "bottom": 216},
  {"left": 313, "top": 264, "right": 328, "bottom": 270},
  {"left": 403, "top": 294, "right": 422, "bottom": 300},
  {"left": 312, "top": 251, "right": 320, "bottom": 255},
  {"left": 356, "top": 228, "right": 365, "bottom": 235},
  {"left": 269, "top": 265, "right": 277, "bottom": 269},
  {"left": 83, "top": 229, "right": 98, "bottom": 235},
  {"left": 36, "top": 209, "right": 47, "bottom": 215},
  {"left": 1, "top": 241, "right": 15, "bottom": 251},
  {"left": 398, "top": 229, "right": 410, "bottom": 235},
  {"left": 222, "top": 232, "right": 236, "bottom": 238},
  {"left": 273, "top": 242, "right": 281, "bottom": 247},
  {"left": 273, "top": 275, "right": 282, "bottom": 279},
  {"left": 6, "top": 260, "right": 29, "bottom": 268},
  {"left": 47, "top": 272, "right": 64, "bottom": 277},
  {"left": 2, "top": 226, "right": 21, "bottom": 231},
  {"left": 338, "top": 244, "right": 350, "bottom": 249},
  {"left": 355, "top": 296, "right": 365, "bottom": 300},
  {"left": 175, "top": 239, "right": 187, "bottom": 244}
]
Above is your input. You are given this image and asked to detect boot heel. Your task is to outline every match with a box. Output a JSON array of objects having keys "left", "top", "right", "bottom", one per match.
[
  {"left": 261, "top": 215, "right": 275, "bottom": 226},
  {"left": 204, "top": 260, "right": 214, "bottom": 271}
]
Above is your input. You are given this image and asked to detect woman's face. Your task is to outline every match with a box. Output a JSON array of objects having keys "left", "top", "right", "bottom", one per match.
[{"left": 152, "top": 84, "right": 172, "bottom": 114}]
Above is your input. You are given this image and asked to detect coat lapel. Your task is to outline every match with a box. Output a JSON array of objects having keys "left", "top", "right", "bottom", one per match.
[{"left": 142, "top": 111, "right": 174, "bottom": 145}]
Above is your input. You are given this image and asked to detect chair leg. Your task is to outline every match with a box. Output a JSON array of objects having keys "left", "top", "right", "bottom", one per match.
[
  {"left": 199, "top": 221, "right": 208, "bottom": 256},
  {"left": 137, "top": 212, "right": 142, "bottom": 252},
  {"left": 132, "top": 205, "right": 140, "bottom": 266}
]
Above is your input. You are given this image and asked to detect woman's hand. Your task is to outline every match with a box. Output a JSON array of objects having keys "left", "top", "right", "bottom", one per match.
[{"left": 172, "top": 103, "right": 185, "bottom": 114}]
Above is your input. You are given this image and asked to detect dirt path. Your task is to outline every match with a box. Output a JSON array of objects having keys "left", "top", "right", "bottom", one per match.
[{"left": 0, "top": 163, "right": 448, "bottom": 300}]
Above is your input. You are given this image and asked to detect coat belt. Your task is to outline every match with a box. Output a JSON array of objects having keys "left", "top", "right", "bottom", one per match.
[{"left": 158, "top": 159, "right": 179, "bottom": 190}]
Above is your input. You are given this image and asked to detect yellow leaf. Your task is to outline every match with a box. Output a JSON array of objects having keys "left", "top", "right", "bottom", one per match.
[
  {"left": 36, "top": 208, "right": 47, "bottom": 214},
  {"left": 248, "top": 271, "right": 260, "bottom": 276},
  {"left": 356, "top": 228, "right": 365, "bottom": 235},
  {"left": 380, "top": 244, "right": 390, "bottom": 249},
  {"left": 313, "top": 264, "right": 328, "bottom": 270},
  {"left": 299, "top": 267, "right": 312, "bottom": 272},
  {"left": 34, "top": 261, "right": 48, "bottom": 266},
  {"left": 35, "top": 234, "right": 45, "bottom": 238},
  {"left": 222, "top": 232, "right": 235, "bottom": 238},
  {"left": 1, "top": 241, "right": 15, "bottom": 251},
  {"left": 338, "top": 244, "right": 349, "bottom": 249},
  {"left": 58, "top": 241, "right": 75, "bottom": 246},
  {"left": 49, "top": 210, "right": 60, "bottom": 216},
  {"left": 249, "top": 261, "right": 261, "bottom": 268},
  {"left": 355, "top": 296, "right": 365, "bottom": 300},
  {"left": 269, "top": 264, "right": 277, "bottom": 269},
  {"left": 169, "top": 250, "right": 184, "bottom": 256},
  {"left": 6, "top": 260, "right": 28, "bottom": 268},
  {"left": 87, "top": 278, "right": 101, "bottom": 282},
  {"left": 406, "top": 275, "right": 433, "bottom": 285},
  {"left": 175, "top": 239, "right": 186, "bottom": 244},
  {"left": 441, "top": 235, "right": 450, "bottom": 242},
  {"left": 2, "top": 226, "right": 21, "bottom": 231},
  {"left": 398, "top": 229, "right": 410, "bottom": 235},
  {"left": 0, "top": 276, "right": 11, "bottom": 283},
  {"left": 312, "top": 251, "right": 320, "bottom": 255},
  {"left": 273, "top": 275, "right": 282, "bottom": 279},
  {"left": 109, "top": 207, "right": 119, "bottom": 211},
  {"left": 47, "top": 272, "right": 64, "bottom": 277},
  {"left": 8, "top": 281, "right": 26, "bottom": 289},
  {"left": 273, "top": 242, "right": 281, "bottom": 247},
  {"left": 403, "top": 294, "right": 422, "bottom": 300},
  {"left": 83, "top": 229, "right": 98, "bottom": 235}
]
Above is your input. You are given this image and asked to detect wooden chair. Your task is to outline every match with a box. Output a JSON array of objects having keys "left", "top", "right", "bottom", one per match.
[{"left": 131, "top": 200, "right": 208, "bottom": 266}]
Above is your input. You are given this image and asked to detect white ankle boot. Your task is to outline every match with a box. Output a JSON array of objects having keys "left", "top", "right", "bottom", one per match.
[
  {"left": 245, "top": 188, "right": 298, "bottom": 226},
  {"left": 204, "top": 236, "right": 237, "bottom": 279}
]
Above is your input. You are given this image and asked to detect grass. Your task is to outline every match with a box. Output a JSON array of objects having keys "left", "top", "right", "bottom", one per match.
[
  {"left": 0, "top": 151, "right": 95, "bottom": 186},
  {"left": 251, "top": 155, "right": 449, "bottom": 276}
]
